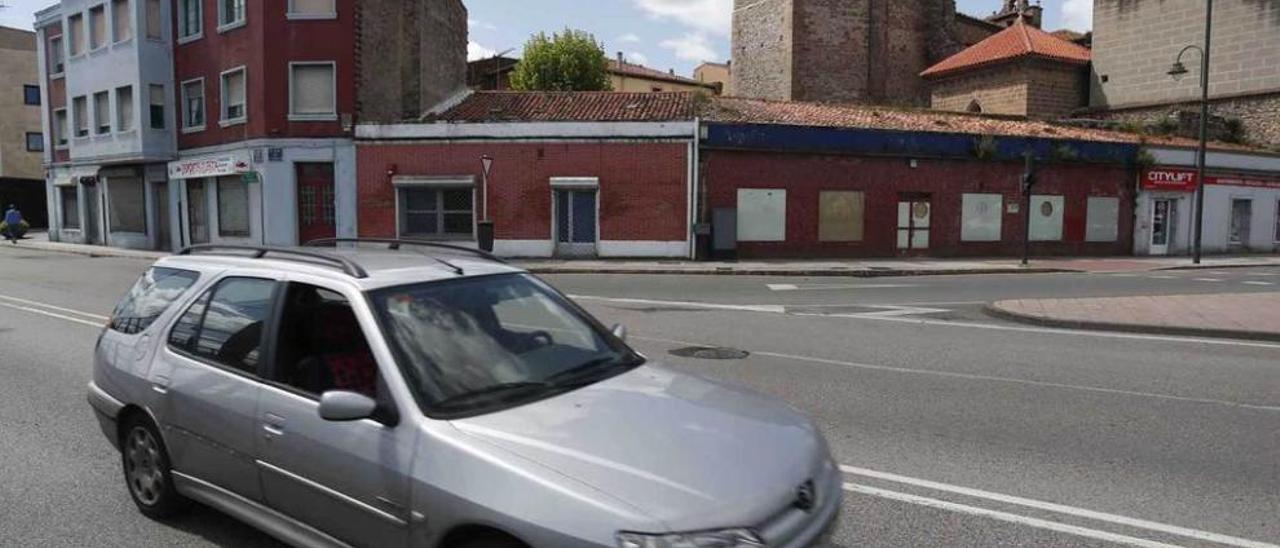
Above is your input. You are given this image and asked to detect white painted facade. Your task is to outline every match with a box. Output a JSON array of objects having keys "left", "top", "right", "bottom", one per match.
[{"left": 1135, "top": 148, "right": 1280, "bottom": 256}]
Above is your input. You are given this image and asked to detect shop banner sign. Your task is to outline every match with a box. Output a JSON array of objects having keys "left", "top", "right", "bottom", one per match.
[
  {"left": 1141, "top": 168, "right": 1198, "bottom": 192},
  {"left": 168, "top": 155, "right": 251, "bottom": 179}
]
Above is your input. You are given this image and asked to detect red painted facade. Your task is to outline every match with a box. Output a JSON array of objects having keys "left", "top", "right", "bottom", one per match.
[
  {"left": 704, "top": 151, "right": 1136, "bottom": 258},
  {"left": 173, "top": 0, "right": 355, "bottom": 150},
  {"left": 357, "top": 142, "right": 690, "bottom": 243}
]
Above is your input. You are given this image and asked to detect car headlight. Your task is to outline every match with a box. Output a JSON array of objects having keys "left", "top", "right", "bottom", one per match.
[{"left": 616, "top": 528, "right": 764, "bottom": 548}]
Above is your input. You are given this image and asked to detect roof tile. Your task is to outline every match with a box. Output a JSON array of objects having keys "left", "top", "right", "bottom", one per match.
[
  {"left": 921, "top": 20, "right": 1091, "bottom": 78},
  {"left": 430, "top": 91, "right": 698, "bottom": 123}
]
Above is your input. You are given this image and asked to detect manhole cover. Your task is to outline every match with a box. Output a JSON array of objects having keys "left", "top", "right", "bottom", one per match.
[{"left": 669, "top": 346, "right": 750, "bottom": 360}]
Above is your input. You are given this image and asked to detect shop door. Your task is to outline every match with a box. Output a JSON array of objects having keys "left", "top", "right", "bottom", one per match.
[
  {"left": 554, "top": 188, "right": 598, "bottom": 257},
  {"left": 186, "top": 180, "right": 209, "bottom": 245},
  {"left": 297, "top": 163, "right": 336, "bottom": 245},
  {"left": 1150, "top": 199, "right": 1174, "bottom": 255},
  {"left": 153, "top": 182, "right": 171, "bottom": 251},
  {"left": 896, "top": 195, "right": 931, "bottom": 253},
  {"left": 84, "top": 183, "right": 102, "bottom": 245},
  {"left": 1230, "top": 199, "right": 1252, "bottom": 247}
]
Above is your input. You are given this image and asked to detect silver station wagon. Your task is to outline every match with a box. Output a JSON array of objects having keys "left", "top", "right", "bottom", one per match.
[{"left": 87, "top": 240, "right": 841, "bottom": 548}]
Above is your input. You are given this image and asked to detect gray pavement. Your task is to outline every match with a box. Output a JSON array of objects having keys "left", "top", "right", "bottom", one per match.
[{"left": 0, "top": 246, "right": 1277, "bottom": 547}]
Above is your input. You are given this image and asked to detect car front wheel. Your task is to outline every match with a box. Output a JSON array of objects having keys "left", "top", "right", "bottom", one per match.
[{"left": 121, "top": 416, "right": 189, "bottom": 518}]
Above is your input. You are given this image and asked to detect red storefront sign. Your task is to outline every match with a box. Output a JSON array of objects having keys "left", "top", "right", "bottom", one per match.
[
  {"left": 1141, "top": 168, "right": 1280, "bottom": 192},
  {"left": 1140, "top": 168, "right": 1198, "bottom": 191}
]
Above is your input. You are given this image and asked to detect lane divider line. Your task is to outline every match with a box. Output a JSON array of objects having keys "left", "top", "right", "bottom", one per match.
[
  {"left": 846, "top": 484, "right": 1183, "bottom": 548},
  {"left": 0, "top": 301, "right": 104, "bottom": 328},
  {"left": 0, "top": 293, "right": 110, "bottom": 321},
  {"left": 842, "top": 466, "right": 1279, "bottom": 548}
]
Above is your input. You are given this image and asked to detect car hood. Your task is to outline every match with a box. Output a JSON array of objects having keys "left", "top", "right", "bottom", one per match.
[{"left": 451, "top": 364, "right": 828, "bottom": 531}]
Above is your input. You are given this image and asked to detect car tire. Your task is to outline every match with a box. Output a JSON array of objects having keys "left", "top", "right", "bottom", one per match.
[
  {"left": 120, "top": 416, "right": 190, "bottom": 519},
  {"left": 453, "top": 532, "right": 527, "bottom": 548}
]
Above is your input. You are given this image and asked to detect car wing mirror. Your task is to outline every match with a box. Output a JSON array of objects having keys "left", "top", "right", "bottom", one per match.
[
  {"left": 611, "top": 324, "right": 628, "bottom": 342},
  {"left": 318, "top": 391, "right": 378, "bottom": 422}
]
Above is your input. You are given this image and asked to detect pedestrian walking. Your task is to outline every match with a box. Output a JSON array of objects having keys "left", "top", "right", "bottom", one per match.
[{"left": 3, "top": 204, "right": 23, "bottom": 244}]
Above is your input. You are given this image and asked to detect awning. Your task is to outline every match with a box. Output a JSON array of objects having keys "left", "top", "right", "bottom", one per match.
[
  {"left": 392, "top": 175, "right": 476, "bottom": 188},
  {"left": 549, "top": 177, "right": 599, "bottom": 189},
  {"left": 54, "top": 166, "right": 100, "bottom": 186}
]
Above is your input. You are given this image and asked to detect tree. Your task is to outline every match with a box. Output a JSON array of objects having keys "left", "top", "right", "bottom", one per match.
[{"left": 510, "top": 29, "right": 612, "bottom": 92}]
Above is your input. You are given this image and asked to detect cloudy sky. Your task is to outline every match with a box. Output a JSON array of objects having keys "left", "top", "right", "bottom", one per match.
[{"left": 1, "top": 0, "right": 1095, "bottom": 76}]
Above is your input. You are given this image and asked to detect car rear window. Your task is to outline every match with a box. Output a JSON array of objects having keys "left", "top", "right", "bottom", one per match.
[{"left": 110, "top": 267, "right": 201, "bottom": 335}]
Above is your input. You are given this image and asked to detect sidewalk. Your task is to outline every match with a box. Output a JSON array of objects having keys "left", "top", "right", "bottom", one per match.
[
  {"left": 987, "top": 293, "right": 1280, "bottom": 342},
  {"left": 9, "top": 233, "right": 1280, "bottom": 277}
]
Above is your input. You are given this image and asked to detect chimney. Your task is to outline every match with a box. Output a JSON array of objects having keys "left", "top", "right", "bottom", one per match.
[
  {"left": 617, "top": 51, "right": 624, "bottom": 66},
  {"left": 669, "top": 68, "right": 675, "bottom": 75}
]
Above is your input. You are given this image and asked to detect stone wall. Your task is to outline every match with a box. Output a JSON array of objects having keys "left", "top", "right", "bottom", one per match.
[
  {"left": 1094, "top": 91, "right": 1280, "bottom": 151},
  {"left": 792, "top": 0, "right": 870, "bottom": 103},
  {"left": 930, "top": 64, "right": 1030, "bottom": 116},
  {"left": 357, "top": 0, "right": 467, "bottom": 123},
  {"left": 731, "top": 0, "right": 794, "bottom": 101},
  {"left": 1025, "top": 62, "right": 1088, "bottom": 120},
  {"left": 1091, "top": 0, "right": 1280, "bottom": 108}
]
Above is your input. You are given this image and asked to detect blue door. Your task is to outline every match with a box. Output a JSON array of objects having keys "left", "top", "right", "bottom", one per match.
[{"left": 555, "top": 189, "right": 597, "bottom": 257}]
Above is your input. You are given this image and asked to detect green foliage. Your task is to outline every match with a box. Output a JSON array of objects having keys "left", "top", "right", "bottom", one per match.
[
  {"left": 1134, "top": 147, "right": 1157, "bottom": 170},
  {"left": 510, "top": 29, "right": 612, "bottom": 92}
]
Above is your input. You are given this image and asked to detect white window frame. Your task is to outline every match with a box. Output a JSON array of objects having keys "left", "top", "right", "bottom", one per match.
[
  {"left": 960, "top": 193, "right": 1004, "bottom": 242},
  {"left": 49, "top": 36, "right": 65, "bottom": 77},
  {"left": 287, "top": 0, "right": 337, "bottom": 20},
  {"left": 288, "top": 61, "right": 337, "bottom": 122},
  {"left": 111, "top": 0, "right": 132, "bottom": 44},
  {"left": 88, "top": 3, "right": 107, "bottom": 52},
  {"left": 176, "top": 0, "right": 203, "bottom": 44},
  {"left": 53, "top": 108, "right": 69, "bottom": 149},
  {"left": 219, "top": 66, "right": 248, "bottom": 127},
  {"left": 217, "top": 0, "right": 247, "bottom": 33},
  {"left": 180, "top": 77, "right": 206, "bottom": 133}
]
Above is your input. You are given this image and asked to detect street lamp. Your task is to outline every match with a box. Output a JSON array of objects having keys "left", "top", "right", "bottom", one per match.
[{"left": 1167, "top": 0, "right": 1213, "bottom": 264}]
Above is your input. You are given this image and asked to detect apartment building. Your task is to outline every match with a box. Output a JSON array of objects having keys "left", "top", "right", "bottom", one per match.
[
  {"left": 37, "top": 0, "right": 468, "bottom": 251},
  {"left": 0, "top": 26, "right": 46, "bottom": 227}
]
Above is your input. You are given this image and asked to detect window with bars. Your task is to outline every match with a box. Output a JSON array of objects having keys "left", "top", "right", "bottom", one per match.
[{"left": 398, "top": 187, "right": 474, "bottom": 239}]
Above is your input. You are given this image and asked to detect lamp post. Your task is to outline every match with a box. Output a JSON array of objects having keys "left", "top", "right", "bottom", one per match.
[{"left": 1167, "top": 0, "right": 1212, "bottom": 264}]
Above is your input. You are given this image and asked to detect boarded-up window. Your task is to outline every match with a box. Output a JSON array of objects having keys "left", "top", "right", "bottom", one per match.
[
  {"left": 1086, "top": 197, "right": 1120, "bottom": 242},
  {"left": 818, "top": 191, "right": 864, "bottom": 242},
  {"left": 1030, "top": 195, "right": 1065, "bottom": 242},
  {"left": 736, "top": 189, "right": 786, "bottom": 242},
  {"left": 68, "top": 14, "right": 84, "bottom": 55},
  {"left": 108, "top": 177, "right": 146, "bottom": 233},
  {"left": 961, "top": 193, "right": 1003, "bottom": 242}
]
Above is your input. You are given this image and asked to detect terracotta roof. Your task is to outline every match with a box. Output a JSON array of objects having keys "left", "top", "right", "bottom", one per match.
[
  {"left": 430, "top": 91, "right": 697, "bottom": 123},
  {"left": 701, "top": 97, "right": 1264, "bottom": 152},
  {"left": 608, "top": 59, "right": 713, "bottom": 88},
  {"left": 921, "top": 20, "right": 1091, "bottom": 78},
  {"left": 1051, "top": 29, "right": 1087, "bottom": 42}
]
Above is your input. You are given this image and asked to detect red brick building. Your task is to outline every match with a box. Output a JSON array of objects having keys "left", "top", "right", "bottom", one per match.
[
  {"left": 356, "top": 92, "right": 699, "bottom": 258},
  {"left": 699, "top": 98, "right": 1144, "bottom": 259}
]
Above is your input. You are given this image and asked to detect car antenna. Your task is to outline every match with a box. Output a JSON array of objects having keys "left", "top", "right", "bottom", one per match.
[{"left": 430, "top": 256, "right": 465, "bottom": 275}]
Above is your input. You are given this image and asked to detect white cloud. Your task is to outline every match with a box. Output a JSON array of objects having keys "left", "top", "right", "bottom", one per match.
[
  {"left": 618, "top": 33, "right": 642, "bottom": 44},
  {"left": 660, "top": 33, "right": 718, "bottom": 62},
  {"left": 1062, "top": 0, "right": 1094, "bottom": 31},
  {"left": 0, "top": 0, "right": 42, "bottom": 30},
  {"left": 633, "top": 0, "right": 732, "bottom": 37},
  {"left": 625, "top": 51, "right": 651, "bottom": 66},
  {"left": 467, "top": 18, "right": 497, "bottom": 31},
  {"left": 468, "top": 41, "right": 498, "bottom": 61}
]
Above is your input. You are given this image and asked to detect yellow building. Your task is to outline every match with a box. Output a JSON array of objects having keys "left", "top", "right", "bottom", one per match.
[
  {"left": 0, "top": 25, "right": 46, "bottom": 226},
  {"left": 694, "top": 62, "right": 732, "bottom": 96},
  {"left": 609, "top": 55, "right": 719, "bottom": 94}
]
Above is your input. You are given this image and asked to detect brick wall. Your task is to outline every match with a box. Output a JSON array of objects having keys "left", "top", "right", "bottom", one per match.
[
  {"left": 357, "top": 142, "right": 689, "bottom": 242},
  {"left": 930, "top": 64, "right": 1031, "bottom": 116},
  {"left": 357, "top": 0, "right": 467, "bottom": 123},
  {"left": 1091, "top": 0, "right": 1280, "bottom": 108},
  {"left": 704, "top": 149, "right": 1135, "bottom": 258}
]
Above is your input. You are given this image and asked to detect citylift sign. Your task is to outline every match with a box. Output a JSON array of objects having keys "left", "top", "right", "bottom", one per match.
[{"left": 1141, "top": 168, "right": 1280, "bottom": 192}]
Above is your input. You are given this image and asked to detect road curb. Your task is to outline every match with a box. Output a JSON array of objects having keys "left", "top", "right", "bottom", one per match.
[
  {"left": 5, "top": 243, "right": 164, "bottom": 260},
  {"left": 983, "top": 302, "right": 1280, "bottom": 343},
  {"left": 524, "top": 267, "right": 1075, "bottom": 278},
  {"left": 1154, "top": 263, "right": 1280, "bottom": 272}
]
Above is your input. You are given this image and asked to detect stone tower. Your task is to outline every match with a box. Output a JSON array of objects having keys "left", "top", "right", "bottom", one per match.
[{"left": 731, "top": 0, "right": 963, "bottom": 106}]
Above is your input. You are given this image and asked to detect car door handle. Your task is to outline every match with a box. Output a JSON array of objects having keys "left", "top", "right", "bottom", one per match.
[
  {"left": 151, "top": 375, "right": 171, "bottom": 394},
  {"left": 262, "top": 413, "right": 286, "bottom": 439}
]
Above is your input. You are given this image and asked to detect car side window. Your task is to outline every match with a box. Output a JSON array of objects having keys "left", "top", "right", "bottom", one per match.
[
  {"left": 111, "top": 267, "right": 201, "bottom": 334},
  {"left": 168, "top": 277, "right": 277, "bottom": 376},
  {"left": 272, "top": 283, "right": 380, "bottom": 399}
]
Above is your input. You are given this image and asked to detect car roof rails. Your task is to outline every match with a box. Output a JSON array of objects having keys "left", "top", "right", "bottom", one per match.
[
  {"left": 303, "top": 238, "right": 507, "bottom": 264},
  {"left": 177, "top": 245, "right": 370, "bottom": 279}
]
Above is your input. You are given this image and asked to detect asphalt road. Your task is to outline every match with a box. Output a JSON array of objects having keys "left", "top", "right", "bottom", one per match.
[{"left": 0, "top": 246, "right": 1277, "bottom": 548}]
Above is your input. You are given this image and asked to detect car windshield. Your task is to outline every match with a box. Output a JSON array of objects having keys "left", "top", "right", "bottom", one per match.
[{"left": 371, "top": 273, "right": 643, "bottom": 418}]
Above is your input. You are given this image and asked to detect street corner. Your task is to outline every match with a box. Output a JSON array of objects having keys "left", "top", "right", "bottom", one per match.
[{"left": 984, "top": 292, "right": 1280, "bottom": 343}]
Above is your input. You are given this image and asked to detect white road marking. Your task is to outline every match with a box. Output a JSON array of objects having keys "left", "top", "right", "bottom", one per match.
[
  {"left": 630, "top": 333, "right": 1279, "bottom": 412},
  {"left": 1243, "top": 281, "right": 1275, "bottom": 286},
  {"left": 847, "top": 484, "right": 1183, "bottom": 548},
  {"left": 0, "top": 301, "right": 104, "bottom": 328},
  {"left": 803, "top": 305, "right": 951, "bottom": 319},
  {"left": 1194, "top": 278, "right": 1225, "bottom": 282},
  {"left": 1109, "top": 274, "right": 1140, "bottom": 278},
  {"left": 569, "top": 295, "right": 787, "bottom": 314},
  {"left": 0, "top": 293, "right": 109, "bottom": 320},
  {"left": 842, "top": 466, "right": 1280, "bottom": 548},
  {"left": 1147, "top": 275, "right": 1178, "bottom": 280},
  {"left": 766, "top": 283, "right": 919, "bottom": 292}
]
